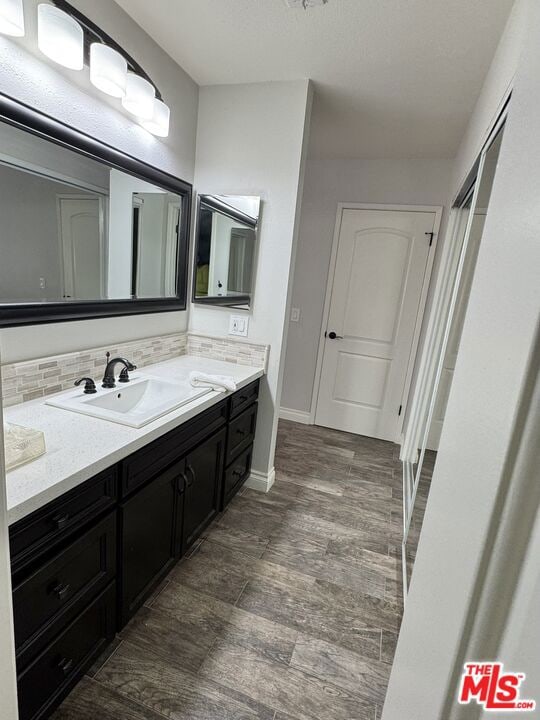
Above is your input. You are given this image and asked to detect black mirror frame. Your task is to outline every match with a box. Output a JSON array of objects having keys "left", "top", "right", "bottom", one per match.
[
  {"left": 0, "top": 92, "right": 192, "bottom": 328},
  {"left": 192, "top": 194, "right": 257, "bottom": 308}
]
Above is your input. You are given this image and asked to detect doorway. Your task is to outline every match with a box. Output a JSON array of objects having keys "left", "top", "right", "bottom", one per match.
[
  {"left": 57, "top": 195, "right": 105, "bottom": 301},
  {"left": 314, "top": 205, "right": 441, "bottom": 442}
]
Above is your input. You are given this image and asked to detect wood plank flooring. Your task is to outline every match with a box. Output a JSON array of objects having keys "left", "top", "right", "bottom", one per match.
[{"left": 52, "top": 420, "right": 405, "bottom": 720}]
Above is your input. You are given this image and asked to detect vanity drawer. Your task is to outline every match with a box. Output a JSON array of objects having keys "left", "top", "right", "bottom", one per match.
[
  {"left": 121, "top": 399, "right": 228, "bottom": 498},
  {"left": 226, "top": 403, "right": 258, "bottom": 465},
  {"left": 17, "top": 582, "right": 116, "bottom": 720},
  {"left": 223, "top": 445, "right": 253, "bottom": 507},
  {"left": 10, "top": 467, "right": 117, "bottom": 574},
  {"left": 230, "top": 379, "right": 260, "bottom": 419},
  {"left": 13, "top": 512, "right": 116, "bottom": 660}
]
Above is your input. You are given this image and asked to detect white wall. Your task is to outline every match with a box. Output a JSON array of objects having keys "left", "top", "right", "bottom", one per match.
[
  {"left": 0, "top": 166, "right": 86, "bottom": 301},
  {"left": 191, "top": 80, "right": 313, "bottom": 478},
  {"left": 451, "top": 0, "right": 526, "bottom": 196},
  {"left": 383, "top": 1, "right": 540, "bottom": 717},
  {"left": 281, "top": 157, "right": 453, "bottom": 415},
  {"left": 0, "top": 396, "right": 18, "bottom": 718},
  {"left": 0, "top": 0, "right": 198, "bottom": 363}
]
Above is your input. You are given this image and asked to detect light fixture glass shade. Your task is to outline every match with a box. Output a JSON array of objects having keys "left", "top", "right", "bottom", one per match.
[
  {"left": 0, "top": 0, "right": 25, "bottom": 36},
  {"left": 37, "top": 4, "right": 83, "bottom": 70},
  {"left": 141, "top": 98, "right": 170, "bottom": 137},
  {"left": 90, "top": 43, "right": 127, "bottom": 98},
  {"left": 121, "top": 73, "right": 155, "bottom": 119}
]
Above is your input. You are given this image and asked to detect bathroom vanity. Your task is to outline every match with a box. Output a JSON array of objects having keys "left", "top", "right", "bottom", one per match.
[{"left": 6, "top": 364, "right": 261, "bottom": 720}]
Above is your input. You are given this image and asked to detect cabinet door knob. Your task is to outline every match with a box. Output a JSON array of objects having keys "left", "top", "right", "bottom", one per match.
[
  {"left": 54, "top": 514, "right": 70, "bottom": 530},
  {"left": 53, "top": 583, "right": 71, "bottom": 601},
  {"left": 58, "top": 657, "right": 74, "bottom": 676},
  {"left": 186, "top": 465, "right": 195, "bottom": 488},
  {"left": 232, "top": 469, "right": 244, "bottom": 478}
]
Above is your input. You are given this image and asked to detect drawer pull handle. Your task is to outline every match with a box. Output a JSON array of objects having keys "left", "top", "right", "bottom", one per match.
[
  {"left": 53, "top": 583, "right": 71, "bottom": 601},
  {"left": 175, "top": 474, "right": 186, "bottom": 495},
  {"left": 238, "top": 395, "right": 248, "bottom": 403},
  {"left": 54, "top": 514, "right": 70, "bottom": 530},
  {"left": 236, "top": 428, "right": 247, "bottom": 437},
  {"left": 232, "top": 469, "right": 244, "bottom": 478},
  {"left": 58, "top": 657, "right": 74, "bottom": 676}
]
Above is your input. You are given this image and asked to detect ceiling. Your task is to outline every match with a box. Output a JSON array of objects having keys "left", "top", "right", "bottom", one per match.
[{"left": 115, "top": 0, "right": 514, "bottom": 159}]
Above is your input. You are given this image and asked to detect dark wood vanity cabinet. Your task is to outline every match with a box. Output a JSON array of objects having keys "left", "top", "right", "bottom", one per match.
[
  {"left": 9, "top": 379, "right": 259, "bottom": 720},
  {"left": 182, "top": 428, "right": 226, "bottom": 551},
  {"left": 119, "top": 459, "right": 184, "bottom": 627}
]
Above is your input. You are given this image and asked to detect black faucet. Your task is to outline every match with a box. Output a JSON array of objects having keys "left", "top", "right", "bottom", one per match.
[{"left": 102, "top": 357, "right": 137, "bottom": 388}]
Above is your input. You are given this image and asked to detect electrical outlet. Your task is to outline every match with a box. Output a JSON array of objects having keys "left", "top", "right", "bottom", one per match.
[
  {"left": 290, "top": 307, "right": 301, "bottom": 322},
  {"left": 229, "top": 314, "right": 249, "bottom": 337},
  {"left": 39, "top": 277, "right": 46, "bottom": 289}
]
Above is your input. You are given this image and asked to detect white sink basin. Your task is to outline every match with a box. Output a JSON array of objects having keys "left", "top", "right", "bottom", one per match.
[{"left": 46, "top": 375, "right": 212, "bottom": 428}]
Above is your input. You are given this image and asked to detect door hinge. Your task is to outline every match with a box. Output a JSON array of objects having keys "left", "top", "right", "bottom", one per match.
[
  {"left": 398, "top": 405, "right": 402, "bottom": 416},
  {"left": 425, "top": 232, "right": 435, "bottom": 247}
]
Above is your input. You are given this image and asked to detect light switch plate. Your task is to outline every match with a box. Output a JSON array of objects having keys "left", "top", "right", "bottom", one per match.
[
  {"left": 290, "top": 307, "right": 301, "bottom": 322},
  {"left": 229, "top": 314, "right": 249, "bottom": 337}
]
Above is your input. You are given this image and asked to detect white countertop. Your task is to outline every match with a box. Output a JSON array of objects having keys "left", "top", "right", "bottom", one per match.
[{"left": 4, "top": 355, "right": 264, "bottom": 525}]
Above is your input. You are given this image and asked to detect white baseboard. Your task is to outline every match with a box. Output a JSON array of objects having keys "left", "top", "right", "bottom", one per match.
[
  {"left": 279, "top": 407, "right": 312, "bottom": 424},
  {"left": 245, "top": 467, "right": 275, "bottom": 493}
]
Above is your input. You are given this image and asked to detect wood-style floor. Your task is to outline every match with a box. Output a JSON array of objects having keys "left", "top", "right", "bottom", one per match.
[{"left": 52, "top": 420, "right": 405, "bottom": 720}]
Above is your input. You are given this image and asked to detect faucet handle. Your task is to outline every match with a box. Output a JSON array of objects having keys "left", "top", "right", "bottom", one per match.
[
  {"left": 74, "top": 377, "right": 97, "bottom": 394},
  {"left": 118, "top": 364, "right": 136, "bottom": 383}
]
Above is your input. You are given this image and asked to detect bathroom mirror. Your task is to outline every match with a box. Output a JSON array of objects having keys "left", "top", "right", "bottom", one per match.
[
  {"left": 403, "top": 120, "right": 506, "bottom": 592},
  {"left": 0, "top": 94, "right": 191, "bottom": 327},
  {"left": 193, "top": 194, "right": 260, "bottom": 308}
]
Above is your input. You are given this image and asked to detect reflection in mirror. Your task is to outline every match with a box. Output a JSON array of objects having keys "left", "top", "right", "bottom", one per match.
[
  {"left": 405, "top": 452, "right": 436, "bottom": 588},
  {"left": 194, "top": 194, "right": 260, "bottom": 308},
  {"left": 0, "top": 120, "right": 184, "bottom": 306},
  {"left": 404, "top": 123, "right": 505, "bottom": 590}
]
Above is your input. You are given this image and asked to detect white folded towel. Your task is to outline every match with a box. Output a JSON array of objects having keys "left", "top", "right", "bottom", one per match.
[{"left": 188, "top": 371, "right": 237, "bottom": 393}]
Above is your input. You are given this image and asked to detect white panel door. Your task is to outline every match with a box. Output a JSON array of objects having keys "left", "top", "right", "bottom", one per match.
[
  {"left": 58, "top": 196, "right": 104, "bottom": 300},
  {"left": 315, "top": 208, "right": 436, "bottom": 441}
]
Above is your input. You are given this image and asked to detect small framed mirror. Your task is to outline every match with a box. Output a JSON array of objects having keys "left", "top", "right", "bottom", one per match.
[{"left": 193, "top": 194, "right": 260, "bottom": 308}]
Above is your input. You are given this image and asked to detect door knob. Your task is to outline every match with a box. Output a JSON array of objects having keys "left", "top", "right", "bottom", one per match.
[{"left": 327, "top": 331, "right": 343, "bottom": 340}]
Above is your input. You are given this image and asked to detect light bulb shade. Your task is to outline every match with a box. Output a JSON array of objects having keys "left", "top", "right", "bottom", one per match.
[
  {"left": 37, "top": 4, "right": 83, "bottom": 70},
  {"left": 141, "top": 98, "right": 170, "bottom": 137},
  {"left": 0, "top": 0, "right": 24, "bottom": 36},
  {"left": 90, "top": 43, "right": 127, "bottom": 98},
  {"left": 121, "top": 73, "right": 155, "bottom": 119}
]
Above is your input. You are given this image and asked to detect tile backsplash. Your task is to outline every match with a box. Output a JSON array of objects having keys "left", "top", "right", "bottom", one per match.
[
  {"left": 187, "top": 333, "right": 269, "bottom": 370},
  {"left": 1, "top": 333, "right": 187, "bottom": 408},
  {"left": 1, "top": 331, "right": 268, "bottom": 407}
]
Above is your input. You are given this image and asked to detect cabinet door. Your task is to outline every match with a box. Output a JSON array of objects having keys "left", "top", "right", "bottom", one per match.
[
  {"left": 17, "top": 583, "right": 115, "bottom": 720},
  {"left": 120, "top": 460, "right": 185, "bottom": 626},
  {"left": 183, "top": 429, "right": 226, "bottom": 551}
]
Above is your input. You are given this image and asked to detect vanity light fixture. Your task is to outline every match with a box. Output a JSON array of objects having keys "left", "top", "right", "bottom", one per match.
[
  {"left": 122, "top": 72, "right": 155, "bottom": 120},
  {"left": 6, "top": 0, "right": 171, "bottom": 137},
  {"left": 37, "top": 3, "right": 83, "bottom": 70},
  {"left": 0, "top": 0, "right": 25, "bottom": 36},
  {"left": 141, "top": 98, "right": 170, "bottom": 137},
  {"left": 90, "top": 43, "right": 127, "bottom": 98}
]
